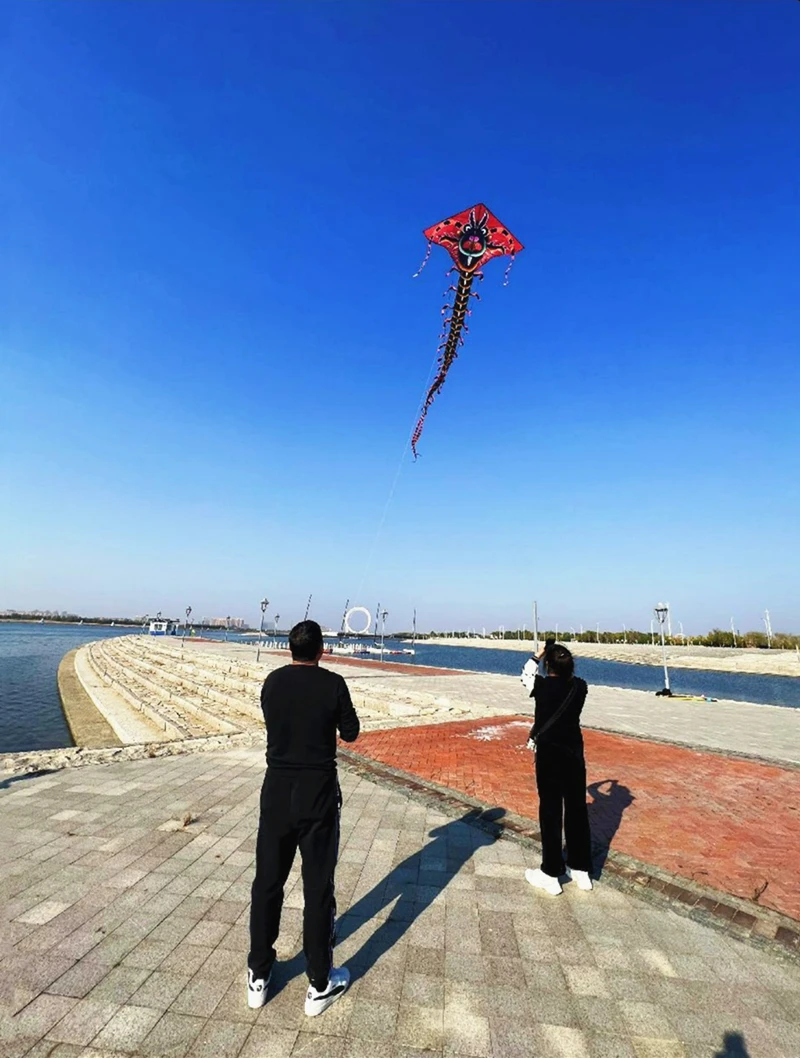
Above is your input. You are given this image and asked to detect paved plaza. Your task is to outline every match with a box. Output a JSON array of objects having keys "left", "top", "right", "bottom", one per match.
[
  {"left": 2, "top": 748, "right": 800, "bottom": 1058},
  {"left": 354, "top": 716, "right": 800, "bottom": 921}
]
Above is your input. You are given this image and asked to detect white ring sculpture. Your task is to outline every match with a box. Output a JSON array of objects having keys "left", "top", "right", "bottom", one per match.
[{"left": 344, "top": 606, "right": 372, "bottom": 636}]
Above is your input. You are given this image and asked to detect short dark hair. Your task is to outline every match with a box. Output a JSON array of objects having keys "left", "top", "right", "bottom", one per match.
[
  {"left": 547, "top": 644, "right": 574, "bottom": 679},
  {"left": 289, "top": 620, "right": 324, "bottom": 661}
]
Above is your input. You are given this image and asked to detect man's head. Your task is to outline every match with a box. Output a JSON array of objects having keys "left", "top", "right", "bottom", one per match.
[
  {"left": 546, "top": 643, "right": 575, "bottom": 679},
  {"left": 289, "top": 620, "right": 324, "bottom": 663}
]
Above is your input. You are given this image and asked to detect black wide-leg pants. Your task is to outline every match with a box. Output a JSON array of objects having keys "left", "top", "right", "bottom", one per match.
[
  {"left": 248, "top": 769, "right": 341, "bottom": 989},
  {"left": 535, "top": 745, "right": 592, "bottom": 877}
]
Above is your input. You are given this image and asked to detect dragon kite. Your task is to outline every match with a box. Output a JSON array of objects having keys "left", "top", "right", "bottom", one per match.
[{"left": 411, "top": 203, "right": 523, "bottom": 457}]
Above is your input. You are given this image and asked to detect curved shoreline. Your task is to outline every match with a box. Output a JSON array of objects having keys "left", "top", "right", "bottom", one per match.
[
  {"left": 57, "top": 648, "right": 122, "bottom": 749},
  {"left": 423, "top": 637, "right": 800, "bottom": 678}
]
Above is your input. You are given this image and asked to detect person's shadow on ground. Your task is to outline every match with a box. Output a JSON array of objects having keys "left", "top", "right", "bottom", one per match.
[
  {"left": 270, "top": 806, "right": 506, "bottom": 994},
  {"left": 714, "top": 1032, "right": 750, "bottom": 1057},
  {"left": 586, "top": 779, "right": 635, "bottom": 878}
]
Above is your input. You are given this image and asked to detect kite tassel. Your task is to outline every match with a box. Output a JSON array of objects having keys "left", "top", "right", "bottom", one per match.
[
  {"left": 503, "top": 253, "right": 516, "bottom": 287},
  {"left": 412, "top": 241, "right": 433, "bottom": 278}
]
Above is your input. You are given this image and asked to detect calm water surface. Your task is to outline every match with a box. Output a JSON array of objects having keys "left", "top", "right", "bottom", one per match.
[
  {"left": 237, "top": 635, "right": 800, "bottom": 709},
  {"left": 1, "top": 625, "right": 797, "bottom": 755},
  {"left": 0, "top": 623, "right": 139, "bottom": 753}
]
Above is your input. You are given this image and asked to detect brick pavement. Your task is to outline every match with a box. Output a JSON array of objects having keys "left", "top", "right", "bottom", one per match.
[
  {"left": 2, "top": 748, "right": 800, "bottom": 1058},
  {"left": 353, "top": 717, "right": 800, "bottom": 922}
]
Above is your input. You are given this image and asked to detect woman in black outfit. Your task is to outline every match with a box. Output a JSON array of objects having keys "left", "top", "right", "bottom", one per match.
[{"left": 524, "top": 641, "right": 593, "bottom": 895}]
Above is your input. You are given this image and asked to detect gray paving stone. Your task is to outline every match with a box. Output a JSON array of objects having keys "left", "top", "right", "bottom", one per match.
[
  {"left": 348, "top": 997, "right": 396, "bottom": 1041},
  {"left": 129, "top": 971, "right": 191, "bottom": 1010},
  {"left": 291, "top": 1032, "right": 346, "bottom": 1057},
  {"left": 48, "top": 961, "right": 111, "bottom": 999},
  {"left": 395, "top": 1004, "right": 445, "bottom": 1051},
  {"left": 239, "top": 1026, "right": 298, "bottom": 1056},
  {"left": 188, "top": 1017, "right": 251, "bottom": 1057},
  {"left": 9, "top": 995, "right": 78, "bottom": 1040},
  {"left": 90, "top": 1003, "right": 161, "bottom": 1051},
  {"left": 44, "top": 999, "right": 119, "bottom": 1046},
  {"left": 137, "top": 1010, "right": 205, "bottom": 1056},
  {"left": 86, "top": 967, "right": 150, "bottom": 1004},
  {"left": 170, "top": 971, "right": 230, "bottom": 1016}
]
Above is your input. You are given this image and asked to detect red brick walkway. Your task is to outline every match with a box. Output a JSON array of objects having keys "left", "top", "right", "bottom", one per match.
[{"left": 353, "top": 716, "right": 800, "bottom": 921}]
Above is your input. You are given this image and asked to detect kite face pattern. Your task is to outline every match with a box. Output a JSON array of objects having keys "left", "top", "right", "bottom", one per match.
[{"left": 412, "top": 203, "right": 523, "bottom": 457}]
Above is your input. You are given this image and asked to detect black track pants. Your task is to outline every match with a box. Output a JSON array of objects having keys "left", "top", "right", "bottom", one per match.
[
  {"left": 535, "top": 746, "right": 592, "bottom": 877},
  {"left": 248, "top": 770, "right": 341, "bottom": 988}
]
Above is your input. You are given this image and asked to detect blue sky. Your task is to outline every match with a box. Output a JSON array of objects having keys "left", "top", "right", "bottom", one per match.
[{"left": 2, "top": 1, "right": 798, "bottom": 634}]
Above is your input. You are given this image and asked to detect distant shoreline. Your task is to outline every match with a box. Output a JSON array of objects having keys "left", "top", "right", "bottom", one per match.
[{"left": 422, "top": 637, "right": 800, "bottom": 679}]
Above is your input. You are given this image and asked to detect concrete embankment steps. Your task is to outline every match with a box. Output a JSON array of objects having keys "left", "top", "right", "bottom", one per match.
[
  {"left": 84, "top": 642, "right": 198, "bottom": 740},
  {"left": 100, "top": 642, "right": 258, "bottom": 730},
  {"left": 78, "top": 634, "right": 413, "bottom": 747}
]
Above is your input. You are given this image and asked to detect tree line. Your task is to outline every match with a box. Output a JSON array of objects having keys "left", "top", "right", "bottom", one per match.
[{"left": 404, "top": 628, "right": 800, "bottom": 649}]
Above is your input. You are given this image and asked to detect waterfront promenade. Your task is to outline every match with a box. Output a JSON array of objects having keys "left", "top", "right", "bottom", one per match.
[
  {"left": 3, "top": 747, "right": 800, "bottom": 1058},
  {"left": 2, "top": 638, "right": 799, "bottom": 1055}
]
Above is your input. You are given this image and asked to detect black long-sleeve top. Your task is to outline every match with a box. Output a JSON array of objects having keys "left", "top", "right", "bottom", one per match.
[
  {"left": 529, "top": 674, "right": 588, "bottom": 752},
  {"left": 260, "top": 664, "right": 360, "bottom": 772}
]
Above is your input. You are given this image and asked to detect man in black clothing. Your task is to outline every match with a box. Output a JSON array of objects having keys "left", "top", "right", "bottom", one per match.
[
  {"left": 247, "top": 620, "right": 360, "bottom": 1016},
  {"left": 524, "top": 641, "right": 593, "bottom": 896}
]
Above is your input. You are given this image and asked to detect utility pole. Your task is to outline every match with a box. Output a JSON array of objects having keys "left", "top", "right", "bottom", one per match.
[
  {"left": 596, "top": 623, "right": 600, "bottom": 644},
  {"left": 623, "top": 624, "right": 627, "bottom": 644},
  {"left": 533, "top": 601, "right": 539, "bottom": 653},
  {"left": 304, "top": 595, "right": 312, "bottom": 621},
  {"left": 650, "top": 618, "right": 655, "bottom": 646},
  {"left": 339, "top": 599, "right": 349, "bottom": 637},
  {"left": 666, "top": 602, "right": 672, "bottom": 638},
  {"left": 730, "top": 617, "right": 737, "bottom": 648},
  {"left": 764, "top": 610, "right": 773, "bottom": 648}
]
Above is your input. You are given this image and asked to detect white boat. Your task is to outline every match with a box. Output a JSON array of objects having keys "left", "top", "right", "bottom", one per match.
[{"left": 149, "top": 618, "right": 176, "bottom": 636}]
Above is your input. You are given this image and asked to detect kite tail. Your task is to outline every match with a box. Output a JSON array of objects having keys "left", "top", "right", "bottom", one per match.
[{"left": 411, "top": 271, "right": 475, "bottom": 458}]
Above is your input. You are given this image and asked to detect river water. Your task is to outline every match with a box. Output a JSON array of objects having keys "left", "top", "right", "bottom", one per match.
[
  {"left": 1, "top": 624, "right": 797, "bottom": 755},
  {"left": 0, "top": 623, "right": 138, "bottom": 753}
]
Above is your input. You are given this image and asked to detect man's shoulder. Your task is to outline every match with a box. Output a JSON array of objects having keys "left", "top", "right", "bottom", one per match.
[
  {"left": 263, "top": 664, "right": 295, "bottom": 686},
  {"left": 317, "top": 665, "right": 348, "bottom": 687}
]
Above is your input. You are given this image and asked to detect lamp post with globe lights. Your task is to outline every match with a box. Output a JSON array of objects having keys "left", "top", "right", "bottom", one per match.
[{"left": 184, "top": 606, "right": 192, "bottom": 641}]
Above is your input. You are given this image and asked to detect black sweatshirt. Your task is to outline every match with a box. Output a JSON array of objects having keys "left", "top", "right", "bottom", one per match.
[
  {"left": 260, "top": 664, "right": 360, "bottom": 772},
  {"left": 529, "top": 674, "right": 588, "bottom": 753}
]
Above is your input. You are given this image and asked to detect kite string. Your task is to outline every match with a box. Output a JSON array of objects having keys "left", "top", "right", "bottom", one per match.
[{"left": 353, "top": 337, "right": 444, "bottom": 603}]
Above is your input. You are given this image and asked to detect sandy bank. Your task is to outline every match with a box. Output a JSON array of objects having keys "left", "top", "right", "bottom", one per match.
[{"left": 423, "top": 637, "right": 800, "bottom": 678}]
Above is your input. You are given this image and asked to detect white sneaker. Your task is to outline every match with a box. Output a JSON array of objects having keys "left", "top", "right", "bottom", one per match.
[
  {"left": 247, "top": 967, "right": 272, "bottom": 1009},
  {"left": 304, "top": 966, "right": 350, "bottom": 1017},
  {"left": 524, "top": 868, "right": 563, "bottom": 895},
  {"left": 566, "top": 867, "right": 593, "bottom": 891}
]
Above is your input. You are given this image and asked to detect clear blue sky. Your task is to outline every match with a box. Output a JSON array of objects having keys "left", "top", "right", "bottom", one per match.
[{"left": 2, "top": 1, "right": 798, "bottom": 634}]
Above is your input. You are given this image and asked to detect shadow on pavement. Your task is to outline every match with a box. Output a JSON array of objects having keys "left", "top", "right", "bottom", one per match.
[
  {"left": 270, "top": 806, "right": 506, "bottom": 993},
  {"left": 586, "top": 778, "right": 635, "bottom": 877},
  {"left": 714, "top": 1031, "right": 750, "bottom": 1057},
  {"left": 0, "top": 768, "right": 57, "bottom": 791}
]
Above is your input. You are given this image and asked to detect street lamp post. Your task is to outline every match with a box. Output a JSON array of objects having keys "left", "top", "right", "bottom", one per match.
[
  {"left": 257, "top": 598, "right": 269, "bottom": 663},
  {"left": 380, "top": 609, "right": 388, "bottom": 662},
  {"left": 274, "top": 614, "right": 280, "bottom": 640},
  {"left": 654, "top": 603, "right": 671, "bottom": 696},
  {"left": 225, "top": 615, "right": 231, "bottom": 642},
  {"left": 184, "top": 606, "right": 192, "bottom": 640}
]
